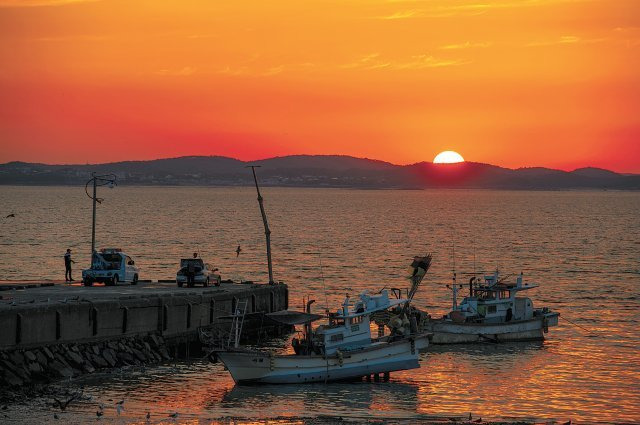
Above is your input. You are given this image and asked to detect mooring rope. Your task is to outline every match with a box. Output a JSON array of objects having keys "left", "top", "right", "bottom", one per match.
[{"left": 561, "top": 315, "right": 597, "bottom": 335}]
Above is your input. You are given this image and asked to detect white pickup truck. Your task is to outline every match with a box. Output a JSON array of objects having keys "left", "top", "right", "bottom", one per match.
[{"left": 82, "top": 248, "right": 140, "bottom": 286}]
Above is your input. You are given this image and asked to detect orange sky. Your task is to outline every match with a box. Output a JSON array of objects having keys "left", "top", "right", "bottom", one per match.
[{"left": 0, "top": 0, "right": 638, "bottom": 171}]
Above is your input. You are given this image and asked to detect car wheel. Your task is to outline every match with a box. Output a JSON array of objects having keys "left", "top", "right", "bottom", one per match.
[
  {"left": 132, "top": 274, "right": 138, "bottom": 285},
  {"left": 177, "top": 281, "right": 183, "bottom": 287},
  {"left": 83, "top": 277, "right": 93, "bottom": 287},
  {"left": 204, "top": 277, "right": 209, "bottom": 287},
  {"left": 111, "top": 275, "right": 119, "bottom": 286}
]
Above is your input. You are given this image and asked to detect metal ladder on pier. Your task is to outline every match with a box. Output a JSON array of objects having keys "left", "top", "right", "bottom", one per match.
[{"left": 228, "top": 299, "right": 249, "bottom": 348}]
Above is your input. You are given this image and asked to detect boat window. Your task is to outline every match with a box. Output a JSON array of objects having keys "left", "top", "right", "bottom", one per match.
[
  {"left": 351, "top": 316, "right": 364, "bottom": 324},
  {"left": 329, "top": 333, "right": 344, "bottom": 342},
  {"left": 488, "top": 305, "right": 497, "bottom": 314}
]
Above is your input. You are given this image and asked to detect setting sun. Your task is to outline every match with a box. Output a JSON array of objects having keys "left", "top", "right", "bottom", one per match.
[{"left": 433, "top": 151, "right": 465, "bottom": 164}]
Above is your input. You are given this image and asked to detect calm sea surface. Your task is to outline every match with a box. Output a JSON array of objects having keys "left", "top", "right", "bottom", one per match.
[{"left": 0, "top": 186, "right": 639, "bottom": 423}]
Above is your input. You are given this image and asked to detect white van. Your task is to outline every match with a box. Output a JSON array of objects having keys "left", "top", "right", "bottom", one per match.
[{"left": 82, "top": 248, "right": 140, "bottom": 286}]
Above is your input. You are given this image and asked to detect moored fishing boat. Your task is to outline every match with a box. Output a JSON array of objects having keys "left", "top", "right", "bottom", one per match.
[
  {"left": 215, "top": 256, "right": 433, "bottom": 385},
  {"left": 422, "top": 270, "right": 559, "bottom": 344}
]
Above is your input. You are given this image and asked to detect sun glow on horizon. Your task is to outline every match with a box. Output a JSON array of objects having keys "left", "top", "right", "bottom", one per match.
[{"left": 433, "top": 151, "right": 465, "bottom": 164}]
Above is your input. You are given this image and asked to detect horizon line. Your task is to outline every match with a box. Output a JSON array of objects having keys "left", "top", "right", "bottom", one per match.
[{"left": 0, "top": 153, "right": 635, "bottom": 175}]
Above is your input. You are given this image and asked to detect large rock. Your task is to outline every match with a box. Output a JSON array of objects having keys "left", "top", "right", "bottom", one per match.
[
  {"left": 49, "top": 360, "right": 74, "bottom": 378},
  {"left": 27, "top": 361, "right": 43, "bottom": 374},
  {"left": 117, "top": 352, "right": 134, "bottom": 365},
  {"left": 24, "top": 351, "right": 37, "bottom": 362},
  {"left": 149, "top": 334, "right": 161, "bottom": 347},
  {"left": 2, "top": 369, "right": 23, "bottom": 387},
  {"left": 42, "top": 346, "right": 55, "bottom": 360},
  {"left": 90, "top": 354, "right": 108, "bottom": 368},
  {"left": 159, "top": 347, "right": 171, "bottom": 360},
  {"left": 131, "top": 348, "right": 147, "bottom": 362},
  {"left": 9, "top": 351, "right": 24, "bottom": 366},
  {"left": 35, "top": 350, "right": 49, "bottom": 367},
  {"left": 103, "top": 349, "right": 117, "bottom": 367},
  {"left": 65, "top": 351, "right": 84, "bottom": 367}
]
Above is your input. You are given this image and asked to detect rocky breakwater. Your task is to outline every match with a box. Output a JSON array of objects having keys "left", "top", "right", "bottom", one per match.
[{"left": 0, "top": 333, "right": 171, "bottom": 389}]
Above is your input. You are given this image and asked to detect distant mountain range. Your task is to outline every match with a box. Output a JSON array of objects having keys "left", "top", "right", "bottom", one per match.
[{"left": 1, "top": 155, "right": 638, "bottom": 190}]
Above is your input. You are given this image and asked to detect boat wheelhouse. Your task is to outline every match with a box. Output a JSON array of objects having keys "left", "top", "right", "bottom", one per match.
[{"left": 423, "top": 270, "right": 559, "bottom": 344}]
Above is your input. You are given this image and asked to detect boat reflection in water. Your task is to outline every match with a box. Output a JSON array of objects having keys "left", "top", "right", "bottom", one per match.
[{"left": 218, "top": 381, "right": 422, "bottom": 420}]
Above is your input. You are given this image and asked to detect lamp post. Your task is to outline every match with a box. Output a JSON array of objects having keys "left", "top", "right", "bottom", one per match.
[{"left": 85, "top": 172, "right": 117, "bottom": 262}]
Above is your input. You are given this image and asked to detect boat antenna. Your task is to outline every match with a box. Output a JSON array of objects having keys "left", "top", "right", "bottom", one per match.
[
  {"left": 451, "top": 233, "right": 456, "bottom": 277},
  {"left": 473, "top": 246, "right": 476, "bottom": 278},
  {"left": 247, "top": 165, "right": 274, "bottom": 285},
  {"left": 318, "top": 253, "right": 330, "bottom": 317}
]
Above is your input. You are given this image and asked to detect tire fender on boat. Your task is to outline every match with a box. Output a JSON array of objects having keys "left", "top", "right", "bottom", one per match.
[
  {"left": 543, "top": 317, "right": 549, "bottom": 333},
  {"left": 336, "top": 349, "right": 344, "bottom": 367},
  {"left": 268, "top": 351, "right": 275, "bottom": 371}
]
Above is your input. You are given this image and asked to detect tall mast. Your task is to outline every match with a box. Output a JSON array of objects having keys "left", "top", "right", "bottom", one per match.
[{"left": 247, "top": 166, "right": 274, "bottom": 284}]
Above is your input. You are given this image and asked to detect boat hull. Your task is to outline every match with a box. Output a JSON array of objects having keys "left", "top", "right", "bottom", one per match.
[
  {"left": 217, "top": 335, "right": 429, "bottom": 384},
  {"left": 424, "top": 313, "right": 559, "bottom": 344}
]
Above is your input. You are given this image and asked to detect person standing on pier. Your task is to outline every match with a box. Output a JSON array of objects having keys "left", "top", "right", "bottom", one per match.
[
  {"left": 186, "top": 252, "right": 198, "bottom": 287},
  {"left": 64, "top": 249, "right": 75, "bottom": 282}
]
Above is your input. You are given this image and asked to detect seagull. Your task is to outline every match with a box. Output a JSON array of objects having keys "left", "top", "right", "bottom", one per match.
[
  {"left": 53, "top": 395, "right": 76, "bottom": 411},
  {"left": 54, "top": 413, "right": 59, "bottom": 419},
  {"left": 5, "top": 214, "right": 15, "bottom": 218},
  {"left": 96, "top": 410, "right": 103, "bottom": 418},
  {"left": 146, "top": 411, "right": 151, "bottom": 420},
  {"left": 235, "top": 245, "right": 242, "bottom": 257},
  {"left": 169, "top": 412, "right": 179, "bottom": 419}
]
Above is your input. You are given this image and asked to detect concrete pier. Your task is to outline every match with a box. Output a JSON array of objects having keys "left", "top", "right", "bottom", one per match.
[{"left": 0, "top": 281, "right": 290, "bottom": 388}]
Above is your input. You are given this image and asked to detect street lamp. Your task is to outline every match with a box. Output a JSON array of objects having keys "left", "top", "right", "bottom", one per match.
[{"left": 85, "top": 172, "right": 117, "bottom": 261}]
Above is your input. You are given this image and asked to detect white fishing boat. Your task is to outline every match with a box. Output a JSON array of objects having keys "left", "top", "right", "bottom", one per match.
[
  {"left": 214, "top": 168, "right": 431, "bottom": 384},
  {"left": 215, "top": 256, "right": 434, "bottom": 385},
  {"left": 422, "top": 270, "right": 559, "bottom": 344}
]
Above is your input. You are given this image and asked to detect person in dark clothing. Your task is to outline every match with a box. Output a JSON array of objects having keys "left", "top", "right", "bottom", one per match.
[
  {"left": 187, "top": 260, "right": 196, "bottom": 287},
  {"left": 64, "top": 249, "right": 75, "bottom": 282}
]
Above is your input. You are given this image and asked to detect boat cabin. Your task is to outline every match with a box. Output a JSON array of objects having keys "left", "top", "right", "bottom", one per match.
[
  {"left": 453, "top": 272, "right": 537, "bottom": 324},
  {"left": 306, "top": 290, "right": 407, "bottom": 355}
]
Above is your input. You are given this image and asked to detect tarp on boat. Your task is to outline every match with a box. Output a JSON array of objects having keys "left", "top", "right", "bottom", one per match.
[{"left": 265, "top": 310, "right": 323, "bottom": 325}]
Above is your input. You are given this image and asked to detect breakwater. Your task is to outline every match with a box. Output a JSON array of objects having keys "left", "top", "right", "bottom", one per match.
[{"left": 0, "top": 281, "right": 290, "bottom": 389}]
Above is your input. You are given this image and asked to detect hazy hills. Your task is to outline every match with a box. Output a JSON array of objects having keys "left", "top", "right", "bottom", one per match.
[{"left": 0, "top": 155, "right": 638, "bottom": 190}]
